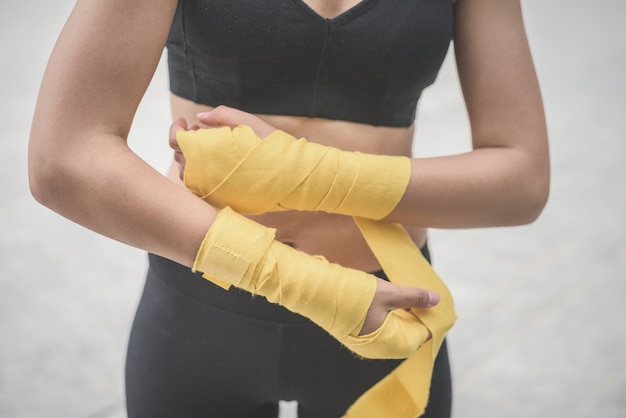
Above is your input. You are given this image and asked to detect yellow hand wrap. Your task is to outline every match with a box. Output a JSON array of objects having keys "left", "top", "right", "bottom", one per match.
[
  {"left": 178, "top": 125, "right": 410, "bottom": 219},
  {"left": 178, "top": 126, "right": 457, "bottom": 417},
  {"left": 194, "top": 207, "right": 429, "bottom": 360}
]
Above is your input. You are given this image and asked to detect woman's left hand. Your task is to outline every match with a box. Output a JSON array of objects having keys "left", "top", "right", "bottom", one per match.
[
  {"left": 169, "top": 106, "right": 279, "bottom": 181},
  {"left": 169, "top": 117, "right": 199, "bottom": 181},
  {"left": 197, "top": 105, "right": 277, "bottom": 138}
]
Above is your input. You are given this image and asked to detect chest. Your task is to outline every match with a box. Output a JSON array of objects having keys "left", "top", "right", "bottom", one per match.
[
  {"left": 178, "top": 0, "right": 453, "bottom": 78},
  {"left": 168, "top": 0, "right": 454, "bottom": 126}
]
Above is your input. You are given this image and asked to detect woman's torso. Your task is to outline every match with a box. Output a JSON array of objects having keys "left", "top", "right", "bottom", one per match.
[
  {"left": 165, "top": 0, "right": 454, "bottom": 271},
  {"left": 168, "top": 96, "right": 425, "bottom": 272}
]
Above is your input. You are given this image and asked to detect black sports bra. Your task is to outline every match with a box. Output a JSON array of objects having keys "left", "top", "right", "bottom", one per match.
[{"left": 166, "top": 0, "right": 454, "bottom": 127}]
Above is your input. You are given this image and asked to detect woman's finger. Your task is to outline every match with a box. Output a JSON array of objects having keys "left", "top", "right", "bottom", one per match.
[
  {"left": 197, "top": 105, "right": 276, "bottom": 137},
  {"left": 169, "top": 117, "right": 189, "bottom": 150},
  {"left": 397, "top": 286, "right": 440, "bottom": 310},
  {"left": 173, "top": 150, "right": 185, "bottom": 165},
  {"left": 378, "top": 280, "right": 440, "bottom": 311}
]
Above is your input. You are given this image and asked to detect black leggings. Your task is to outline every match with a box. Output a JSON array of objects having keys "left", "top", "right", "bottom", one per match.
[{"left": 126, "top": 251, "right": 452, "bottom": 418}]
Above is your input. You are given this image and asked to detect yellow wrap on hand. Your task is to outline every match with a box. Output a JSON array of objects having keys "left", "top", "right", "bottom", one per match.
[
  {"left": 193, "top": 207, "right": 430, "bottom": 360},
  {"left": 178, "top": 125, "right": 411, "bottom": 220},
  {"left": 178, "top": 126, "right": 457, "bottom": 417}
]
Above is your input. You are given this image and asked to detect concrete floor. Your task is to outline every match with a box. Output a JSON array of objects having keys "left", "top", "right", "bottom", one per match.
[{"left": 1, "top": 1, "right": 625, "bottom": 417}]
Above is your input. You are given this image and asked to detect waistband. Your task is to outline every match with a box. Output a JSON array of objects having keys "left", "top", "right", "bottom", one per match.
[
  {"left": 147, "top": 253, "right": 315, "bottom": 324},
  {"left": 146, "top": 242, "right": 429, "bottom": 324}
]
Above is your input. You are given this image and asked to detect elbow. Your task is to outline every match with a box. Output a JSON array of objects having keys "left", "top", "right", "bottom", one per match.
[
  {"left": 28, "top": 138, "right": 71, "bottom": 211},
  {"left": 29, "top": 176, "right": 55, "bottom": 210},
  {"left": 511, "top": 167, "right": 550, "bottom": 226},
  {"left": 28, "top": 149, "right": 57, "bottom": 209},
  {"left": 520, "top": 181, "right": 549, "bottom": 224}
]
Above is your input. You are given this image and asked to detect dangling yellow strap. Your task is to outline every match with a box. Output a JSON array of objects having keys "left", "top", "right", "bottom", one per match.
[
  {"left": 178, "top": 126, "right": 457, "bottom": 417},
  {"left": 344, "top": 218, "right": 455, "bottom": 417}
]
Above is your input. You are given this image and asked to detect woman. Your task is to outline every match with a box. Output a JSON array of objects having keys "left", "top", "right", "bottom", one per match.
[{"left": 28, "top": 0, "right": 549, "bottom": 417}]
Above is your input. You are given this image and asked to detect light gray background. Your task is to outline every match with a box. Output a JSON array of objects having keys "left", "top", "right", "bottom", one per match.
[{"left": 1, "top": 1, "right": 625, "bottom": 417}]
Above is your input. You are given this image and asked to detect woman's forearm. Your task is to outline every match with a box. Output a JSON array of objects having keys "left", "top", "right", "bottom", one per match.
[
  {"left": 386, "top": 0, "right": 550, "bottom": 228},
  {"left": 387, "top": 146, "right": 549, "bottom": 228},
  {"left": 26, "top": 0, "right": 209, "bottom": 266},
  {"left": 28, "top": 132, "right": 216, "bottom": 268},
  {"left": 185, "top": 106, "right": 549, "bottom": 229}
]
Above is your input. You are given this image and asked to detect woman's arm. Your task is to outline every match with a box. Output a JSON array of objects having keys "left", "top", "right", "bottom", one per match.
[
  {"left": 391, "top": 0, "right": 550, "bottom": 228},
  {"left": 28, "top": 0, "right": 438, "bottom": 334},
  {"left": 28, "top": 0, "right": 215, "bottom": 267},
  {"left": 188, "top": 0, "right": 549, "bottom": 229}
]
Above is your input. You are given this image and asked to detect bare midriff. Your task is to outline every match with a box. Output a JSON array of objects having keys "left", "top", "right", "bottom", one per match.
[{"left": 168, "top": 94, "right": 428, "bottom": 272}]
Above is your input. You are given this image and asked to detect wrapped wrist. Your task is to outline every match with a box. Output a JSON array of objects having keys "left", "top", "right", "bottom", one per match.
[
  {"left": 193, "top": 207, "right": 429, "bottom": 359},
  {"left": 177, "top": 126, "right": 411, "bottom": 219}
]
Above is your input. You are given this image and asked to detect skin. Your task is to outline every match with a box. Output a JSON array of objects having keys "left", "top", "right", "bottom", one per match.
[{"left": 28, "top": 0, "right": 549, "bottom": 335}]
